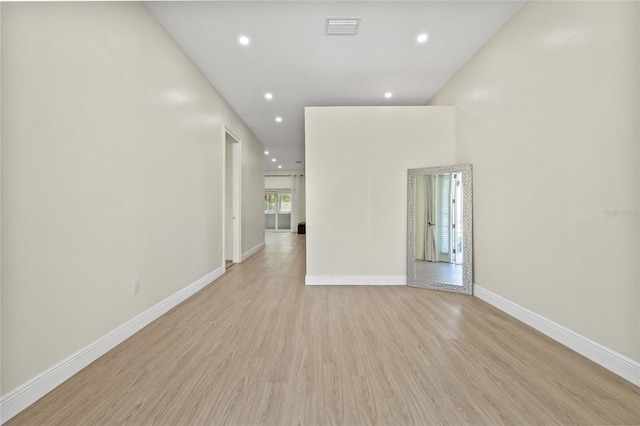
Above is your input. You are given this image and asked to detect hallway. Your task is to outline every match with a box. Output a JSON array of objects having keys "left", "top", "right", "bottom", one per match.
[{"left": 9, "top": 233, "right": 640, "bottom": 425}]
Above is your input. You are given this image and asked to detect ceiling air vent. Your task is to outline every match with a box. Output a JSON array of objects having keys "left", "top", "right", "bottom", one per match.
[{"left": 325, "top": 18, "right": 360, "bottom": 35}]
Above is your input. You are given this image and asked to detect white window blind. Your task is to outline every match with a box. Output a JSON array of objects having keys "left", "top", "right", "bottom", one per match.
[
  {"left": 265, "top": 176, "right": 292, "bottom": 190},
  {"left": 439, "top": 174, "right": 452, "bottom": 254}
]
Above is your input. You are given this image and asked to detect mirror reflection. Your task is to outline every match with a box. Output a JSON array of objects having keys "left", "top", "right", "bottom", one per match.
[
  {"left": 407, "top": 164, "right": 472, "bottom": 295},
  {"left": 414, "top": 172, "right": 464, "bottom": 285}
]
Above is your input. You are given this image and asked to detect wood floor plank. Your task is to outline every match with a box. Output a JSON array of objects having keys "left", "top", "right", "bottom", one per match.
[{"left": 7, "top": 232, "right": 640, "bottom": 425}]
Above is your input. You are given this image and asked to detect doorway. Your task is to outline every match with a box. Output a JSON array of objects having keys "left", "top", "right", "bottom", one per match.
[
  {"left": 264, "top": 192, "right": 292, "bottom": 231},
  {"left": 225, "top": 129, "right": 241, "bottom": 268}
]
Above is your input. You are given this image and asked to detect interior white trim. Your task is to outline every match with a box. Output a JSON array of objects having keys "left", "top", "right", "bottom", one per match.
[
  {"left": 305, "top": 275, "right": 407, "bottom": 285},
  {"left": 223, "top": 127, "right": 242, "bottom": 265},
  {"left": 474, "top": 285, "right": 640, "bottom": 387},
  {"left": 223, "top": 126, "right": 241, "bottom": 144},
  {"left": 232, "top": 139, "right": 242, "bottom": 264},
  {"left": 241, "top": 241, "right": 265, "bottom": 262},
  {"left": 0, "top": 266, "right": 225, "bottom": 425}
]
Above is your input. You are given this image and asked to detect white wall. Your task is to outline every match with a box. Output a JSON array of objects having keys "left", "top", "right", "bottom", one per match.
[
  {"left": 0, "top": 4, "right": 3, "bottom": 394},
  {"left": 305, "top": 106, "right": 455, "bottom": 284},
  {"left": 429, "top": 1, "right": 639, "bottom": 362},
  {"left": 241, "top": 134, "right": 266, "bottom": 258},
  {"left": 294, "top": 175, "right": 306, "bottom": 224},
  {"left": 1, "top": 1, "right": 264, "bottom": 397},
  {"left": 265, "top": 176, "right": 292, "bottom": 190}
]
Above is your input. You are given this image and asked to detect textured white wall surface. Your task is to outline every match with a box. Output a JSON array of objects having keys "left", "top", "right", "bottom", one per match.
[
  {"left": 1, "top": 2, "right": 264, "bottom": 394},
  {"left": 430, "top": 1, "right": 639, "bottom": 361},
  {"left": 305, "top": 106, "right": 455, "bottom": 280}
]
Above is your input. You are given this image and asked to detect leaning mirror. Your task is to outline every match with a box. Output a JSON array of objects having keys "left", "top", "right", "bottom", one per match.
[{"left": 407, "top": 164, "right": 473, "bottom": 295}]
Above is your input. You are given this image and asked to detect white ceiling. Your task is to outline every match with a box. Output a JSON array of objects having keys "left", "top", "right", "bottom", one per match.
[{"left": 145, "top": 1, "right": 526, "bottom": 171}]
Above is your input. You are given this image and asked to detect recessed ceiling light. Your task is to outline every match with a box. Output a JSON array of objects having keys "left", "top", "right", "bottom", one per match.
[
  {"left": 264, "top": 150, "right": 269, "bottom": 155},
  {"left": 275, "top": 116, "right": 283, "bottom": 123},
  {"left": 385, "top": 92, "right": 393, "bottom": 99},
  {"left": 278, "top": 165, "right": 283, "bottom": 169},
  {"left": 417, "top": 33, "right": 428, "bottom": 43},
  {"left": 265, "top": 93, "right": 273, "bottom": 100},
  {"left": 239, "top": 36, "right": 250, "bottom": 45},
  {"left": 272, "top": 158, "right": 277, "bottom": 162}
]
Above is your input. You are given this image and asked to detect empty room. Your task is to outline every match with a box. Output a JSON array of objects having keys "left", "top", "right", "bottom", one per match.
[{"left": 1, "top": 1, "right": 639, "bottom": 425}]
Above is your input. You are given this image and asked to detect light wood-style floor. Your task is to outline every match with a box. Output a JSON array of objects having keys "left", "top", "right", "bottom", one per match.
[{"left": 8, "top": 233, "right": 640, "bottom": 425}]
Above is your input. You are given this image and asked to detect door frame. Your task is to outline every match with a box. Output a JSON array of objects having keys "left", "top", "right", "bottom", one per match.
[{"left": 224, "top": 127, "right": 242, "bottom": 264}]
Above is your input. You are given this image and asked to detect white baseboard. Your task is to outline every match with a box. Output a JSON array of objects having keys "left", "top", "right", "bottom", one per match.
[
  {"left": 474, "top": 285, "right": 640, "bottom": 387},
  {"left": 241, "top": 241, "right": 265, "bottom": 262},
  {"left": 305, "top": 275, "right": 406, "bottom": 285},
  {"left": 0, "top": 266, "right": 225, "bottom": 425}
]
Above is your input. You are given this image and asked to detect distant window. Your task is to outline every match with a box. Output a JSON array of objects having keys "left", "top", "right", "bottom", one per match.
[{"left": 280, "top": 193, "right": 292, "bottom": 212}]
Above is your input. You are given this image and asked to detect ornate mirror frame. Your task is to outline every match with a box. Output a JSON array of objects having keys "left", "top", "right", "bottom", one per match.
[{"left": 407, "top": 164, "right": 473, "bottom": 295}]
